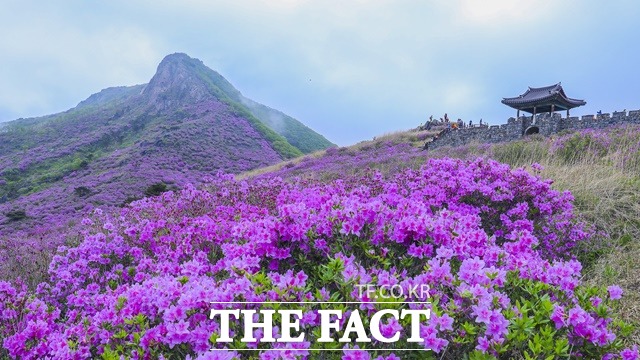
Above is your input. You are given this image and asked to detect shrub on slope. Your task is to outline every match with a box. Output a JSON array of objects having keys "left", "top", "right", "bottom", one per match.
[{"left": 436, "top": 126, "right": 640, "bottom": 266}]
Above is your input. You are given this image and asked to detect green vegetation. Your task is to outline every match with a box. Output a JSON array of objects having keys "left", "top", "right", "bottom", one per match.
[
  {"left": 239, "top": 99, "right": 334, "bottom": 153},
  {"left": 186, "top": 61, "right": 303, "bottom": 159},
  {"left": 0, "top": 99, "right": 163, "bottom": 202},
  {"left": 553, "top": 133, "right": 609, "bottom": 164},
  {"left": 227, "top": 101, "right": 303, "bottom": 159},
  {"left": 1, "top": 153, "right": 92, "bottom": 200},
  {"left": 4, "top": 209, "right": 27, "bottom": 222},
  {"left": 144, "top": 182, "right": 168, "bottom": 197},
  {"left": 74, "top": 186, "right": 92, "bottom": 197},
  {"left": 183, "top": 56, "right": 331, "bottom": 156},
  {"left": 36, "top": 156, "right": 89, "bottom": 183}
]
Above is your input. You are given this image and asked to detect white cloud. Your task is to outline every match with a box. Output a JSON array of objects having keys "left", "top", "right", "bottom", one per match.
[
  {"left": 0, "top": 2, "right": 161, "bottom": 118},
  {"left": 454, "top": 0, "right": 561, "bottom": 27},
  {"left": 441, "top": 82, "right": 483, "bottom": 111}
]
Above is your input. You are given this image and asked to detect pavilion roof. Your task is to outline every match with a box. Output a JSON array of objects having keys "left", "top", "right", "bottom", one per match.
[{"left": 502, "top": 83, "right": 586, "bottom": 114}]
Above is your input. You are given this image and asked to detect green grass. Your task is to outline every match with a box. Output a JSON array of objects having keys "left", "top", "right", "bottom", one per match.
[
  {"left": 189, "top": 61, "right": 304, "bottom": 160},
  {"left": 1, "top": 153, "right": 92, "bottom": 199}
]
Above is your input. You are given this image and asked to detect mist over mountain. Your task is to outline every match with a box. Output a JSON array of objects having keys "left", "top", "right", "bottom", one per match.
[{"left": 0, "top": 53, "right": 333, "bottom": 232}]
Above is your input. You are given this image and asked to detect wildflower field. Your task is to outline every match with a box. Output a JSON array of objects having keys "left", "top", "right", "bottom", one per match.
[{"left": 2, "top": 125, "right": 640, "bottom": 359}]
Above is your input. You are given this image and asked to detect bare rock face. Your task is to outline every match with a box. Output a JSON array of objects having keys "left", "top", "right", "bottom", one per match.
[{"left": 143, "top": 53, "right": 214, "bottom": 109}]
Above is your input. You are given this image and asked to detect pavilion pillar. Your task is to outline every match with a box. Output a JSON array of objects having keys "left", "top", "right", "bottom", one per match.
[
  {"left": 517, "top": 109, "right": 520, "bottom": 118},
  {"left": 532, "top": 106, "right": 537, "bottom": 125},
  {"left": 567, "top": 109, "right": 570, "bottom": 118},
  {"left": 551, "top": 104, "right": 555, "bottom": 117}
]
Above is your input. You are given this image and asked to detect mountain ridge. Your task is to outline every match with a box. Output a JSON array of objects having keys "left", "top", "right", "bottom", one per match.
[
  {"left": 144, "top": 53, "right": 334, "bottom": 154},
  {"left": 0, "top": 53, "right": 333, "bottom": 233}
]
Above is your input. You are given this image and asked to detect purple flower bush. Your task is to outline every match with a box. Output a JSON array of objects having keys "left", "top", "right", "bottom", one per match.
[
  {"left": 550, "top": 129, "right": 613, "bottom": 162},
  {"left": 0, "top": 158, "right": 636, "bottom": 359}
]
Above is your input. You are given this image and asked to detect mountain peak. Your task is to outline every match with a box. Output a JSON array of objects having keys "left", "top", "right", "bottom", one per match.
[
  {"left": 156, "top": 52, "right": 205, "bottom": 71},
  {"left": 161, "top": 52, "right": 194, "bottom": 62},
  {"left": 142, "top": 53, "right": 224, "bottom": 107}
]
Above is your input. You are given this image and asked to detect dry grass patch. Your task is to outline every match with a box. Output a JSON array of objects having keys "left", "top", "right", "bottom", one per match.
[
  {"left": 584, "top": 239, "right": 640, "bottom": 345},
  {"left": 542, "top": 162, "right": 640, "bottom": 337},
  {"left": 238, "top": 127, "right": 444, "bottom": 180},
  {"left": 236, "top": 149, "right": 327, "bottom": 180},
  {"left": 540, "top": 162, "right": 640, "bottom": 238}
]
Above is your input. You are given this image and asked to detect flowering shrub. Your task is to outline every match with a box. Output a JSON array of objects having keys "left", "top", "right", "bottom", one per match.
[
  {"left": 0, "top": 158, "right": 636, "bottom": 359},
  {"left": 551, "top": 130, "right": 612, "bottom": 163}
]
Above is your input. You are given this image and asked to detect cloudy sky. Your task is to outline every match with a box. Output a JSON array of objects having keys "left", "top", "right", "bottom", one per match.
[{"left": 1, "top": 1, "right": 639, "bottom": 145}]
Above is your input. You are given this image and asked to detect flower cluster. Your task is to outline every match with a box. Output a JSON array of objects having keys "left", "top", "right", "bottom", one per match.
[{"left": 0, "top": 158, "right": 636, "bottom": 359}]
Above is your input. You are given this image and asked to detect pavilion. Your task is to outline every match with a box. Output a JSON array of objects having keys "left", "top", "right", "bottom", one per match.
[{"left": 502, "top": 83, "right": 586, "bottom": 120}]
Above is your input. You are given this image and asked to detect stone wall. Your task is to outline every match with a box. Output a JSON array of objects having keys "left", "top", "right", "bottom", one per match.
[{"left": 429, "top": 109, "right": 640, "bottom": 149}]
